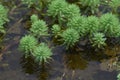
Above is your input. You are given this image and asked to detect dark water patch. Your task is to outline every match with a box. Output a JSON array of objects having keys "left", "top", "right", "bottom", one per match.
[{"left": 93, "top": 70, "right": 117, "bottom": 80}]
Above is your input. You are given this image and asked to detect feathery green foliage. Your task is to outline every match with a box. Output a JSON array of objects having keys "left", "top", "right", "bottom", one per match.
[
  {"left": 91, "top": 33, "right": 106, "bottom": 48},
  {"left": 47, "top": 0, "right": 68, "bottom": 17},
  {"left": 80, "top": 0, "right": 100, "bottom": 7},
  {"left": 85, "top": 16, "right": 99, "bottom": 35},
  {"left": 61, "top": 28, "right": 80, "bottom": 48},
  {"left": 51, "top": 24, "right": 61, "bottom": 38},
  {"left": 79, "top": 0, "right": 100, "bottom": 13},
  {"left": 61, "top": 4, "right": 80, "bottom": 20},
  {"left": 109, "top": 0, "right": 120, "bottom": 11},
  {"left": 100, "top": 13, "right": 120, "bottom": 37},
  {"left": 19, "top": 35, "right": 38, "bottom": 58},
  {"left": 30, "top": 14, "right": 39, "bottom": 23},
  {"left": 67, "top": 16, "right": 86, "bottom": 36},
  {"left": 32, "top": 43, "right": 52, "bottom": 63},
  {"left": 30, "top": 20, "right": 48, "bottom": 38},
  {"left": 0, "top": 4, "right": 9, "bottom": 34}
]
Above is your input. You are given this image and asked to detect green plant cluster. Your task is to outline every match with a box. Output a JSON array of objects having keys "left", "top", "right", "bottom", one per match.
[
  {"left": 32, "top": 43, "right": 52, "bottom": 63},
  {"left": 109, "top": 0, "right": 120, "bottom": 12},
  {"left": 19, "top": 0, "right": 120, "bottom": 65},
  {"left": 51, "top": 24, "right": 61, "bottom": 38},
  {"left": 19, "top": 35, "right": 38, "bottom": 57},
  {"left": 90, "top": 33, "right": 106, "bottom": 48},
  {"left": 19, "top": 14, "right": 53, "bottom": 64},
  {"left": 47, "top": 0, "right": 120, "bottom": 49},
  {"left": 30, "top": 14, "right": 39, "bottom": 23},
  {"left": 100, "top": 13, "right": 120, "bottom": 37},
  {"left": 47, "top": 0, "right": 68, "bottom": 17},
  {"left": 67, "top": 16, "right": 86, "bottom": 36},
  {"left": 61, "top": 28, "right": 80, "bottom": 48},
  {"left": 21, "top": 0, "right": 51, "bottom": 10},
  {"left": 47, "top": 0, "right": 80, "bottom": 22},
  {"left": 19, "top": 35, "right": 52, "bottom": 63},
  {"left": 85, "top": 16, "right": 99, "bottom": 35},
  {"left": 0, "top": 4, "right": 9, "bottom": 34},
  {"left": 79, "top": 0, "right": 100, "bottom": 13},
  {"left": 30, "top": 15, "right": 48, "bottom": 38}
]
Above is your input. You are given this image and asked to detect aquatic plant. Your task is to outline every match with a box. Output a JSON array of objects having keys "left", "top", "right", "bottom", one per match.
[
  {"left": 32, "top": 43, "right": 52, "bottom": 63},
  {"left": 61, "top": 28, "right": 80, "bottom": 49},
  {"left": 100, "top": 13, "right": 120, "bottom": 37},
  {"left": 67, "top": 16, "right": 86, "bottom": 36},
  {"left": 79, "top": 0, "right": 100, "bottom": 13},
  {"left": 30, "top": 20, "right": 48, "bottom": 38},
  {"left": 47, "top": 0, "right": 68, "bottom": 17},
  {"left": 30, "top": 14, "right": 39, "bottom": 23},
  {"left": 19, "top": 35, "right": 38, "bottom": 58},
  {"left": 85, "top": 16, "right": 99, "bottom": 36},
  {"left": 0, "top": 4, "right": 9, "bottom": 34},
  {"left": 109, "top": 0, "right": 120, "bottom": 12},
  {"left": 51, "top": 24, "right": 61, "bottom": 38},
  {"left": 91, "top": 33, "right": 106, "bottom": 48},
  {"left": 61, "top": 4, "right": 80, "bottom": 20}
]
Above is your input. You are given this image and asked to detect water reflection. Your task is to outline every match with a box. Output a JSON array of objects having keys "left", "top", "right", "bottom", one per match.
[
  {"left": 37, "top": 64, "right": 49, "bottom": 80},
  {"left": 20, "top": 55, "right": 50, "bottom": 80},
  {"left": 20, "top": 55, "right": 37, "bottom": 74},
  {"left": 63, "top": 52, "right": 88, "bottom": 70},
  {"left": 83, "top": 49, "right": 109, "bottom": 62}
]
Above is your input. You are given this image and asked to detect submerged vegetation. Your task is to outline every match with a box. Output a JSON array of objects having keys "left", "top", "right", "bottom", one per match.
[
  {"left": 0, "top": 0, "right": 120, "bottom": 80},
  {"left": 18, "top": 0, "right": 120, "bottom": 64}
]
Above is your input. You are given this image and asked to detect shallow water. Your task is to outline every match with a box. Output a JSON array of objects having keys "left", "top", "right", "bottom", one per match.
[{"left": 0, "top": 0, "right": 119, "bottom": 80}]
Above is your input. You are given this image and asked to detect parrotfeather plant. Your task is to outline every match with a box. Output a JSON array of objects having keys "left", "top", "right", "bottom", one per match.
[
  {"left": 91, "top": 33, "right": 106, "bottom": 48},
  {"left": 51, "top": 24, "right": 61, "bottom": 38},
  {"left": 32, "top": 43, "right": 52, "bottom": 63},
  {"left": 61, "top": 4, "right": 80, "bottom": 21},
  {"left": 100, "top": 13, "right": 120, "bottom": 37},
  {"left": 30, "top": 14, "right": 39, "bottom": 23},
  {"left": 30, "top": 19, "right": 48, "bottom": 38},
  {"left": 85, "top": 16, "right": 99, "bottom": 36},
  {"left": 19, "top": 35, "right": 38, "bottom": 58},
  {"left": 67, "top": 16, "right": 86, "bottom": 36},
  {"left": 47, "top": 0, "right": 68, "bottom": 17},
  {"left": 61, "top": 28, "right": 80, "bottom": 49},
  {"left": 109, "top": 0, "right": 120, "bottom": 12},
  {"left": 79, "top": 0, "right": 100, "bottom": 13},
  {"left": 47, "top": 0, "right": 68, "bottom": 25}
]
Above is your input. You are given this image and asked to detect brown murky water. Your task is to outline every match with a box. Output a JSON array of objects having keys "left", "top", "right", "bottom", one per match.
[{"left": 0, "top": 0, "right": 118, "bottom": 80}]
